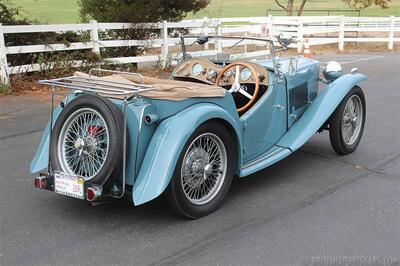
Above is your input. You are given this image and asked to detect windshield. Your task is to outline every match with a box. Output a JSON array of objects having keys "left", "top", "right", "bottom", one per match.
[{"left": 179, "top": 35, "right": 276, "bottom": 65}]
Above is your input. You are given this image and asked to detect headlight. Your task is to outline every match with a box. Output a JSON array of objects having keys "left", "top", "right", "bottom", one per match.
[{"left": 323, "top": 61, "right": 342, "bottom": 82}]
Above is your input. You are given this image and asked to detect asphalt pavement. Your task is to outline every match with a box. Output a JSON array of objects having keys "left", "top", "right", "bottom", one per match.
[{"left": 0, "top": 53, "right": 399, "bottom": 266}]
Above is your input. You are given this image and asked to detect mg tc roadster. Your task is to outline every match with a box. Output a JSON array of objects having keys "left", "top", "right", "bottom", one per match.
[{"left": 31, "top": 34, "right": 367, "bottom": 218}]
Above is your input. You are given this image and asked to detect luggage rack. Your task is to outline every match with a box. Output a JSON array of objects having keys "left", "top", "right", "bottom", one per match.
[
  {"left": 39, "top": 69, "right": 153, "bottom": 201},
  {"left": 38, "top": 68, "right": 155, "bottom": 99}
]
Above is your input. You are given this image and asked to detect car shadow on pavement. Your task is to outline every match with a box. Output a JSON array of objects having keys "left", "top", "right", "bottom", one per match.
[{"left": 38, "top": 140, "right": 348, "bottom": 229}]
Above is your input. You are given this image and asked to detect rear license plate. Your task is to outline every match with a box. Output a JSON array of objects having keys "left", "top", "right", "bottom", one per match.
[{"left": 54, "top": 171, "right": 85, "bottom": 200}]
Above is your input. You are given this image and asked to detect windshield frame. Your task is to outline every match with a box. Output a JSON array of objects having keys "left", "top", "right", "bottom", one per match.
[{"left": 179, "top": 35, "right": 278, "bottom": 72}]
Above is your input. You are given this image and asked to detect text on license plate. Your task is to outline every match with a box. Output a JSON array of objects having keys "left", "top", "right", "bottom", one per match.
[{"left": 54, "top": 171, "right": 85, "bottom": 200}]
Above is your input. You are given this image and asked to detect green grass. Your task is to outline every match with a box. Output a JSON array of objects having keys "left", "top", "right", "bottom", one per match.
[
  {"left": 9, "top": 0, "right": 400, "bottom": 24},
  {"left": 0, "top": 83, "right": 11, "bottom": 94},
  {"left": 187, "top": 0, "right": 400, "bottom": 18},
  {"left": 10, "top": 0, "right": 80, "bottom": 24}
]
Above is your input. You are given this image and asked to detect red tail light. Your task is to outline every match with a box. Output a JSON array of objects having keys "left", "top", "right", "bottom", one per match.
[
  {"left": 34, "top": 178, "right": 40, "bottom": 189},
  {"left": 86, "top": 186, "right": 101, "bottom": 201},
  {"left": 41, "top": 179, "right": 47, "bottom": 189},
  {"left": 34, "top": 176, "right": 47, "bottom": 189}
]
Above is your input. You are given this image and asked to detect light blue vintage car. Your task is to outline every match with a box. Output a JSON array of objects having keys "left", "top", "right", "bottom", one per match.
[{"left": 31, "top": 35, "right": 367, "bottom": 218}]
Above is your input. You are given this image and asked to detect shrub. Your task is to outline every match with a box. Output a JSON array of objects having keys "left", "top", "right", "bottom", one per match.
[
  {"left": 1, "top": 0, "right": 101, "bottom": 79},
  {"left": 0, "top": 82, "right": 10, "bottom": 94},
  {"left": 78, "top": 0, "right": 211, "bottom": 60}
]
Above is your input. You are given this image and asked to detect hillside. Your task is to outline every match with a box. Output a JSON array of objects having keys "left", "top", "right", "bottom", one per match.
[{"left": 9, "top": 0, "right": 400, "bottom": 24}]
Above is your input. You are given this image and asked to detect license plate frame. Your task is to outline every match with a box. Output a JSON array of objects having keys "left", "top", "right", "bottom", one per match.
[{"left": 54, "top": 171, "right": 85, "bottom": 200}]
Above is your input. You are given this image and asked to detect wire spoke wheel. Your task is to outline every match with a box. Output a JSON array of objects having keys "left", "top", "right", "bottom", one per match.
[
  {"left": 329, "top": 86, "right": 366, "bottom": 155},
  {"left": 341, "top": 95, "right": 363, "bottom": 146},
  {"left": 180, "top": 133, "right": 227, "bottom": 205},
  {"left": 57, "top": 108, "right": 109, "bottom": 181}
]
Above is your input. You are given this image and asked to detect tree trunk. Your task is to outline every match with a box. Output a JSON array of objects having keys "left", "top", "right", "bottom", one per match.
[
  {"left": 274, "top": 0, "right": 287, "bottom": 13},
  {"left": 286, "top": 0, "right": 294, "bottom": 16},
  {"left": 273, "top": 0, "right": 309, "bottom": 16},
  {"left": 297, "top": 0, "right": 307, "bottom": 16}
]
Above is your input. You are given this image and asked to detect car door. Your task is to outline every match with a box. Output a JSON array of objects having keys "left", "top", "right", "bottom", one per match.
[{"left": 241, "top": 74, "right": 287, "bottom": 163}]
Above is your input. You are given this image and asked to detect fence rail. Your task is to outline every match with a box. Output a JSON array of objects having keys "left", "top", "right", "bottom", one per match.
[{"left": 0, "top": 15, "right": 399, "bottom": 84}]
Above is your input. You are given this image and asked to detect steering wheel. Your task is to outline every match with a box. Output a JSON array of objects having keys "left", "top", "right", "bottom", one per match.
[{"left": 215, "top": 62, "right": 260, "bottom": 113}]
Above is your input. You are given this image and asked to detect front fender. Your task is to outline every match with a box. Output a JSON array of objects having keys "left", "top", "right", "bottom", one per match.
[
  {"left": 132, "top": 103, "right": 242, "bottom": 206},
  {"left": 277, "top": 72, "right": 367, "bottom": 151}
]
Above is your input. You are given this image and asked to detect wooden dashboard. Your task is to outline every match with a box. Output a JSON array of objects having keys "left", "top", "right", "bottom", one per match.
[{"left": 172, "top": 58, "right": 269, "bottom": 86}]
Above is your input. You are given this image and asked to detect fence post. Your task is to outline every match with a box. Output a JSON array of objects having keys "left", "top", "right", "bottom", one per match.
[
  {"left": 0, "top": 24, "right": 9, "bottom": 85},
  {"left": 244, "top": 30, "right": 248, "bottom": 56},
  {"left": 216, "top": 19, "right": 222, "bottom": 53},
  {"left": 388, "top": 15, "right": 395, "bottom": 50},
  {"left": 297, "top": 19, "right": 304, "bottom": 54},
  {"left": 338, "top": 16, "right": 345, "bottom": 51},
  {"left": 89, "top": 20, "right": 100, "bottom": 54},
  {"left": 203, "top": 17, "right": 209, "bottom": 50},
  {"left": 267, "top": 15, "right": 273, "bottom": 39},
  {"left": 161, "top": 20, "right": 168, "bottom": 67}
]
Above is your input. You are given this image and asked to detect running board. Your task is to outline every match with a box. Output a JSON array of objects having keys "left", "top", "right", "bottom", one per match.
[{"left": 240, "top": 146, "right": 292, "bottom": 177}]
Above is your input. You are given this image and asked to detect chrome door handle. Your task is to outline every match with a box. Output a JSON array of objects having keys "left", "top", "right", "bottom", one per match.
[{"left": 272, "top": 104, "right": 285, "bottom": 111}]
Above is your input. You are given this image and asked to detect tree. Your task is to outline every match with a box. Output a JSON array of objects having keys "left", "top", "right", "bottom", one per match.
[
  {"left": 274, "top": 0, "right": 308, "bottom": 16},
  {"left": 78, "top": 0, "right": 210, "bottom": 23},
  {"left": 78, "top": 0, "right": 210, "bottom": 53},
  {"left": 0, "top": 0, "right": 30, "bottom": 25},
  {"left": 0, "top": 0, "right": 96, "bottom": 78},
  {"left": 274, "top": 0, "right": 391, "bottom": 16},
  {"left": 342, "top": 0, "right": 391, "bottom": 10},
  {"left": 78, "top": 0, "right": 210, "bottom": 62}
]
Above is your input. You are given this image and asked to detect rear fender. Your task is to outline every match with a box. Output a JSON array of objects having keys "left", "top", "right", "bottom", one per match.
[
  {"left": 132, "top": 103, "right": 242, "bottom": 206},
  {"left": 30, "top": 102, "right": 66, "bottom": 173},
  {"left": 277, "top": 73, "right": 367, "bottom": 151}
]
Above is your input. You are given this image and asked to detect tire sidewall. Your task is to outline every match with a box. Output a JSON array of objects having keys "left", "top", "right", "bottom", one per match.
[
  {"left": 168, "top": 121, "right": 235, "bottom": 219},
  {"left": 330, "top": 86, "right": 366, "bottom": 154},
  {"left": 50, "top": 95, "right": 123, "bottom": 187}
]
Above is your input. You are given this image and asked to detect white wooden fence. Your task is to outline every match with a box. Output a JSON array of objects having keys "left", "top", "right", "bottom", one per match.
[{"left": 0, "top": 15, "right": 399, "bottom": 84}]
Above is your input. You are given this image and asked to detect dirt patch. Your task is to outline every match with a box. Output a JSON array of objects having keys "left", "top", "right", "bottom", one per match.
[
  {"left": 310, "top": 43, "right": 399, "bottom": 54},
  {"left": 282, "top": 42, "right": 399, "bottom": 56}
]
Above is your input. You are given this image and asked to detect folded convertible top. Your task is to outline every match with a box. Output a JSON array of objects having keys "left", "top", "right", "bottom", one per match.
[{"left": 74, "top": 71, "right": 225, "bottom": 101}]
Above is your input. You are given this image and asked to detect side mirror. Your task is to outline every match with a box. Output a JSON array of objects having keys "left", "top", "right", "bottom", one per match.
[{"left": 278, "top": 33, "right": 293, "bottom": 49}]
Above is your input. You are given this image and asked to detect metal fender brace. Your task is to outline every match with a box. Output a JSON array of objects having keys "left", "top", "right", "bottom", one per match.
[{"left": 108, "top": 96, "right": 128, "bottom": 199}]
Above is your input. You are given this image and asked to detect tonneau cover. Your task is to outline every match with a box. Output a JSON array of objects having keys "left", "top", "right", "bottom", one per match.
[{"left": 74, "top": 72, "right": 225, "bottom": 101}]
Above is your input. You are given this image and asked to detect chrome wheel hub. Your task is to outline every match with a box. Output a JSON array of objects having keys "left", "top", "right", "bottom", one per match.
[
  {"left": 181, "top": 133, "right": 227, "bottom": 205},
  {"left": 74, "top": 138, "right": 85, "bottom": 150},
  {"left": 82, "top": 136, "right": 97, "bottom": 154},
  {"left": 204, "top": 163, "right": 213, "bottom": 177},
  {"left": 57, "top": 108, "right": 109, "bottom": 181},
  {"left": 342, "top": 95, "right": 363, "bottom": 145},
  {"left": 186, "top": 148, "right": 210, "bottom": 187}
]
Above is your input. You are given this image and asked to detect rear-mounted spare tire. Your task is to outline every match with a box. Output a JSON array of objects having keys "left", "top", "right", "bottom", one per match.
[{"left": 50, "top": 95, "right": 124, "bottom": 190}]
